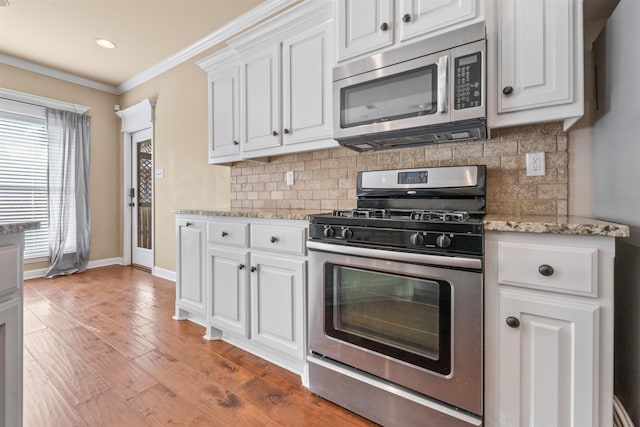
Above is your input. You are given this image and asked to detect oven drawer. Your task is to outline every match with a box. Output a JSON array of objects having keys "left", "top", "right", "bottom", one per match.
[
  {"left": 251, "top": 224, "right": 306, "bottom": 255},
  {"left": 208, "top": 221, "right": 248, "bottom": 247},
  {"left": 497, "top": 241, "right": 598, "bottom": 297}
]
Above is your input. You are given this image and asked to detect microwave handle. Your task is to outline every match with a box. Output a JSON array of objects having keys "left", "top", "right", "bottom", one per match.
[{"left": 437, "top": 55, "right": 448, "bottom": 114}]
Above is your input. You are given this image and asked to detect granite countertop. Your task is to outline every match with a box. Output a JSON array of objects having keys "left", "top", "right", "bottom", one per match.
[
  {"left": 484, "top": 215, "right": 630, "bottom": 238},
  {"left": 0, "top": 221, "right": 41, "bottom": 236},
  {"left": 174, "top": 209, "right": 630, "bottom": 238},
  {"left": 172, "top": 208, "right": 324, "bottom": 221}
]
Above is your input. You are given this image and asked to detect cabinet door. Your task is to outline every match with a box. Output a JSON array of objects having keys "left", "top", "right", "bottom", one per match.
[
  {"left": 207, "top": 247, "right": 249, "bottom": 337},
  {"left": 0, "top": 298, "right": 22, "bottom": 427},
  {"left": 283, "top": 21, "right": 333, "bottom": 145},
  {"left": 398, "top": 0, "right": 478, "bottom": 43},
  {"left": 250, "top": 253, "right": 305, "bottom": 360},
  {"left": 209, "top": 65, "right": 240, "bottom": 160},
  {"left": 499, "top": 289, "right": 598, "bottom": 427},
  {"left": 336, "top": 0, "right": 393, "bottom": 62},
  {"left": 242, "top": 44, "right": 281, "bottom": 151},
  {"left": 176, "top": 220, "right": 206, "bottom": 316},
  {"left": 498, "top": 0, "right": 573, "bottom": 113}
]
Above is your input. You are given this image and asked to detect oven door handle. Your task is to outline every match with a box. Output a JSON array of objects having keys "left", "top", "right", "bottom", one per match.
[{"left": 306, "top": 240, "right": 482, "bottom": 270}]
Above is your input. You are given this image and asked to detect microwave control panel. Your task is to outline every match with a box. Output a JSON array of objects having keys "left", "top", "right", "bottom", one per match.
[{"left": 454, "top": 52, "right": 482, "bottom": 110}]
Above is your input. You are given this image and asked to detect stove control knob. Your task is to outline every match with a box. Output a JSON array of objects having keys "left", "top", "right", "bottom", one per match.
[
  {"left": 341, "top": 228, "right": 353, "bottom": 239},
  {"left": 409, "top": 233, "right": 424, "bottom": 245},
  {"left": 436, "top": 234, "right": 452, "bottom": 249},
  {"left": 323, "top": 226, "right": 335, "bottom": 238}
]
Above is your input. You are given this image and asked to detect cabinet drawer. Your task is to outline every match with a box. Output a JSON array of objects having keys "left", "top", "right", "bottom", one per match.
[
  {"left": 497, "top": 242, "right": 598, "bottom": 297},
  {"left": 208, "top": 221, "right": 248, "bottom": 247},
  {"left": 251, "top": 224, "right": 306, "bottom": 255}
]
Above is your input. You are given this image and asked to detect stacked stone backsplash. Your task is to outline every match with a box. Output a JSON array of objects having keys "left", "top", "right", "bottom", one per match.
[{"left": 230, "top": 122, "right": 568, "bottom": 215}]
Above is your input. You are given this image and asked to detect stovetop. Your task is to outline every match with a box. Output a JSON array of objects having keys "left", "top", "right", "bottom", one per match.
[{"left": 308, "top": 166, "right": 487, "bottom": 257}]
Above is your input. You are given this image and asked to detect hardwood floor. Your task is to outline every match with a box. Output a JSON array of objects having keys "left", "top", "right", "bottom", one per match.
[{"left": 23, "top": 265, "right": 376, "bottom": 427}]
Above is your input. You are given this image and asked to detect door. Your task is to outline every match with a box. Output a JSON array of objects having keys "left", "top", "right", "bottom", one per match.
[
  {"left": 398, "top": 0, "right": 478, "bottom": 43},
  {"left": 250, "top": 252, "right": 305, "bottom": 359},
  {"left": 498, "top": 0, "right": 573, "bottom": 113},
  {"left": 0, "top": 298, "right": 22, "bottom": 427},
  {"left": 208, "top": 247, "right": 249, "bottom": 337},
  {"left": 282, "top": 21, "right": 333, "bottom": 145},
  {"left": 242, "top": 45, "right": 281, "bottom": 152},
  {"left": 499, "top": 289, "right": 598, "bottom": 427},
  {"left": 176, "top": 219, "right": 206, "bottom": 316},
  {"left": 337, "top": 0, "right": 393, "bottom": 62},
  {"left": 131, "top": 128, "right": 153, "bottom": 269},
  {"left": 210, "top": 64, "right": 241, "bottom": 160}
]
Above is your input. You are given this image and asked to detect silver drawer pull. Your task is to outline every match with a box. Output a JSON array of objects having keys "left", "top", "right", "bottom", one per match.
[{"left": 538, "top": 264, "right": 554, "bottom": 277}]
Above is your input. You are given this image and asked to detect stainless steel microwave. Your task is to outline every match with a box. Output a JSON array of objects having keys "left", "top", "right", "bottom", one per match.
[{"left": 333, "top": 23, "right": 486, "bottom": 152}]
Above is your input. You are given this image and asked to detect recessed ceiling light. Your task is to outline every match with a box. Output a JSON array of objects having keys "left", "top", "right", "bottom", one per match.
[{"left": 96, "top": 38, "right": 116, "bottom": 49}]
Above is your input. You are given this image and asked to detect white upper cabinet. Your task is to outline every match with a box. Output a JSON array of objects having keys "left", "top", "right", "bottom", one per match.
[
  {"left": 283, "top": 21, "right": 334, "bottom": 146},
  {"left": 200, "top": 0, "right": 337, "bottom": 164},
  {"left": 336, "top": 0, "right": 484, "bottom": 62},
  {"left": 398, "top": 0, "right": 478, "bottom": 43},
  {"left": 242, "top": 44, "right": 281, "bottom": 152},
  {"left": 336, "top": 0, "right": 394, "bottom": 61},
  {"left": 198, "top": 50, "right": 241, "bottom": 163},
  {"left": 487, "top": 0, "right": 584, "bottom": 130}
]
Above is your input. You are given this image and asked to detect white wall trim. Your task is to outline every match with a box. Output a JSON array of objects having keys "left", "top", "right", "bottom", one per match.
[
  {"left": 118, "top": 0, "right": 299, "bottom": 93},
  {"left": 0, "top": 53, "right": 119, "bottom": 94},
  {"left": 0, "top": 87, "right": 89, "bottom": 113},
  {"left": 23, "top": 257, "right": 125, "bottom": 280},
  {"left": 116, "top": 99, "right": 155, "bottom": 268},
  {"left": 153, "top": 266, "right": 176, "bottom": 282}
]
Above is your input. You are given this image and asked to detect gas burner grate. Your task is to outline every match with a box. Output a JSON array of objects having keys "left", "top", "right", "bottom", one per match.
[
  {"left": 333, "top": 209, "right": 388, "bottom": 219},
  {"left": 410, "top": 210, "right": 470, "bottom": 222}
]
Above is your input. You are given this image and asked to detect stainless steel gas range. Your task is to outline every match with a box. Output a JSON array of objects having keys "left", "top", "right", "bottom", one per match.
[{"left": 307, "top": 165, "right": 486, "bottom": 427}]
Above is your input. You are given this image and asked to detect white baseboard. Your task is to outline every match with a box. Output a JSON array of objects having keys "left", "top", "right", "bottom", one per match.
[
  {"left": 153, "top": 266, "right": 176, "bottom": 282},
  {"left": 23, "top": 257, "right": 125, "bottom": 280}
]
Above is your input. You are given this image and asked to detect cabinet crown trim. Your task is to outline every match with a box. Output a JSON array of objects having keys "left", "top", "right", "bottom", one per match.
[{"left": 227, "top": 0, "right": 332, "bottom": 51}]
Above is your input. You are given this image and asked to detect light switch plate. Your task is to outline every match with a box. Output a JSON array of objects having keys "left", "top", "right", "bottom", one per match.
[
  {"left": 286, "top": 170, "right": 294, "bottom": 186},
  {"left": 526, "top": 152, "right": 545, "bottom": 176},
  {"left": 155, "top": 168, "right": 164, "bottom": 179}
]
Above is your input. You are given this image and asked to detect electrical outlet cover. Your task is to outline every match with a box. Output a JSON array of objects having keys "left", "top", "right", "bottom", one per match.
[{"left": 526, "top": 152, "right": 545, "bottom": 176}]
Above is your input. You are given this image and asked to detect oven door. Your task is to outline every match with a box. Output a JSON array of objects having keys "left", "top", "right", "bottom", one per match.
[{"left": 308, "top": 241, "right": 483, "bottom": 416}]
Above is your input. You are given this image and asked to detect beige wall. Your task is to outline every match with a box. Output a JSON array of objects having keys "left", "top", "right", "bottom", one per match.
[
  {"left": 0, "top": 63, "right": 121, "bottom": 271},
  {"left": 119, "top": 49, "right": 231, "bottom": 272},
  {"left": 231, "top": 122, "right": 569, "bottom": 216}
]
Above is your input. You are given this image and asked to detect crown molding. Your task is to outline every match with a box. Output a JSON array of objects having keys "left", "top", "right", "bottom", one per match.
[
  {"left": 117, "top": 0, "right": 299, "bottom": 93},
  {"left": 0, "top": 0, "right": 298, "bottom": 95},
  {"left": 0, "top": 53, "right": 119, "bottom": 94}
]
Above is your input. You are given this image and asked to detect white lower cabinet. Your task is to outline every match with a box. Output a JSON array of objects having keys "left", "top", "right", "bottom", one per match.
[
  {"left": 199, "top": 216, "right": 308, "bottom": 377},
  {"left": 0, "top": 232, "right": 25, "bottom": 427},
  {"left": 485, "top": 231, "right": 614, "bottom": 427},
  {"left": 207, "top": 247, "right": 249, "bottom": 337},
  {"left": 250, "top": 253, "right": 305, "bottom": 360},
  {"left": 174, "top": 218, "right": 207, "bottom": 323}
]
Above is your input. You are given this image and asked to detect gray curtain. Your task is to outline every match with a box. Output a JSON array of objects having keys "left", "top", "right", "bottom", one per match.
[{"left": 44, "top": 108, "right": 91, "bottom": 278}]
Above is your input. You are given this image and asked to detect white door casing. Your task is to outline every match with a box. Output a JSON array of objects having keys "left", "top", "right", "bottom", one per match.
[{"left": 116, "top": 99, "right": 155, "bottom": 268}]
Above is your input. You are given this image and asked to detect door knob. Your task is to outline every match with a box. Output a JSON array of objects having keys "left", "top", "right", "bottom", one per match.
[
  {"left": 221, "top": 231, "right": 228, "bottom": 237},
  {"left": 402, "top": 13, "right": 411, "bottom": 23},
  {"left": 503, "top": 86, "right": 514, "bottom": 95},
  {"left": 270, "top": 236, "right": 279, "bottom": 243},
  {"left": 238, "top": 264, "right": 245, "bottom": 270},
  {"left": 233, "top": 140, "right": 239, "bottom": 146},
  {"left": 250, "top": 266, "right": 257, "bottom": 272},
  {"left": 272, "top": 130, "right": 278, "bottom": 136},
  {"left": 380, "top": 22, "right": 389, "bottom": 31}
]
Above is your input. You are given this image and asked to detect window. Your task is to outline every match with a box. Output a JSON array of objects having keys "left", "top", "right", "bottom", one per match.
[{"left": 0, "top": 100, "right": 49, "bottom": 260}]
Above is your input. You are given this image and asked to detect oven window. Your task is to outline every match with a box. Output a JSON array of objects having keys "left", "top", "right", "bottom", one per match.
[
  {"left": 325, "top": 264, "right": 451, "bottom": 375},
  {"left": 341, "top": 65, "right": 438, "bottom": 128}
]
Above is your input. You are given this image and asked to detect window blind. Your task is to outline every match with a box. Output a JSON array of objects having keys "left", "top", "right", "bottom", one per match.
[{"left": 0, "top": 110, "right": 49, "bottom": 259}]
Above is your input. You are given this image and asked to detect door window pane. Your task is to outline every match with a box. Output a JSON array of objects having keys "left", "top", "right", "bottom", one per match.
[{"left": 136, "top": 139, "right": 152, "bottom": 250}]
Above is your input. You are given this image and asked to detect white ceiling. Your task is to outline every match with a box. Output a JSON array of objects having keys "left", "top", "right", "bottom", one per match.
[{"left": 0, "top": 0, "right": 269, "bottom": 91}]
